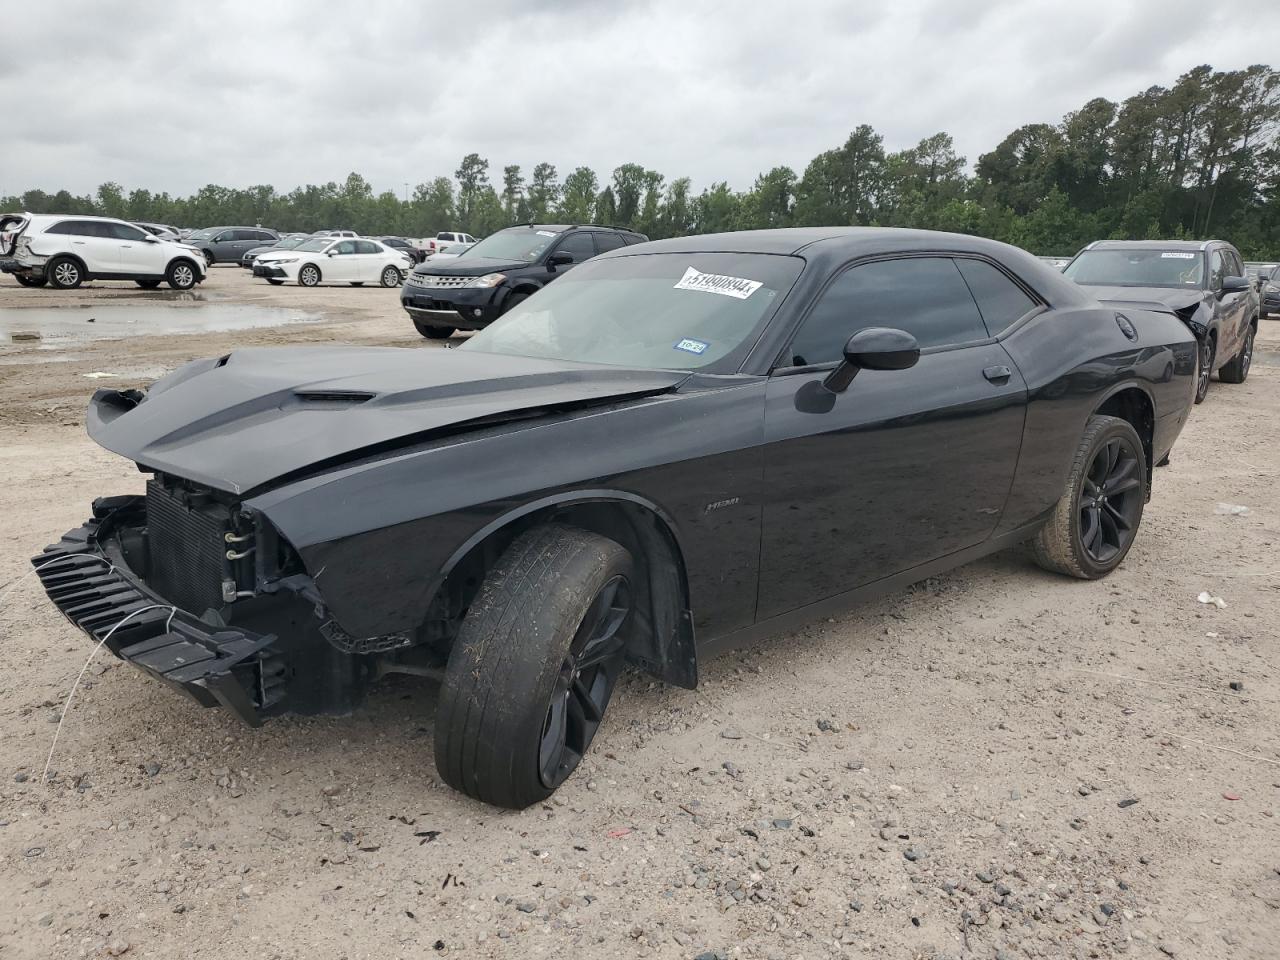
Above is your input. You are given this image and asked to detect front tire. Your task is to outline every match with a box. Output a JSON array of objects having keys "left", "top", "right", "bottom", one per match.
[
  {"left": 166, "top": 260, "right": 197, "bottom": 290},
  {"left": 413, "top": 320, "right": 455, "bottom": 339},
  {"left": 1194, "top": 336, "right": 1214, "bottom": 404},
  {"left": 501, "top": 291, "right": 528, "bottom": 316},
  {"left": 48, "top": 257, "right": 84, "bottom": 289},
  {"left": 1218, "top": 324, "right": 1254, "bottom": 384},
  {"left": 1032, "top": 415, "right": 1146, "bottom": 580},
  {"left": 298, "top": 264, "right": 321, "bottom": 287},
  {"left": 380, "top": 265, "right": 402, "bottom": 287},
  {"left": 435, "top": 524, "right": 633, "bottom": 808}
]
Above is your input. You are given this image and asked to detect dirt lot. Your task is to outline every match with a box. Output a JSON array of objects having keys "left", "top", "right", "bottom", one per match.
[{"left": 1, "top": 268, "right": 1278, "bottom": 960}]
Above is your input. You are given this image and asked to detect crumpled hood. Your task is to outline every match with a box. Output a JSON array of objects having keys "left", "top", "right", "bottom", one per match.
[
  {"left": 1086, "top": 284, "right": 1206, "bottom": 314},
  {"left": 87, "top": 347, "right": 689, "bottom": 495}
]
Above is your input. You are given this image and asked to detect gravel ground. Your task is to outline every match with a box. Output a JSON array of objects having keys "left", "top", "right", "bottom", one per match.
[{"left": 1, "top": 268, "right": 1278, "bottom": 959}]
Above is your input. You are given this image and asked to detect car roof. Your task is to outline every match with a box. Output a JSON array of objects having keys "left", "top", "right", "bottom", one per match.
[
  {"left": 1084, "top": 239, "right": 1228, "bottom": 252},
  {"left": 602, "top": 226, "right": 1094, "bottom": 306},
  {"left": 502, "top": 223, "right": 643, "bottom": 236}
]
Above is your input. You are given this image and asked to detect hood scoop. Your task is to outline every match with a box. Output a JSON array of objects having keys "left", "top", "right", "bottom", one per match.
[{"left": 294, "top": 390, "right": 375, "bottom": 405}]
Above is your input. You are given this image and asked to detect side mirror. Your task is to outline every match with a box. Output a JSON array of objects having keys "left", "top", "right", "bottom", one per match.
[
  {"left": 547, "top": 251, "right": 574, "bottom": 268},
  {"left": 1220, "top": 275, "right": 1250, "bottom": 294},
  {"left": 822, "top": 327, "right": 920, "bottom": 393},
  {"left": 142, "top": 235, "right": 159, "bottom": 243}
]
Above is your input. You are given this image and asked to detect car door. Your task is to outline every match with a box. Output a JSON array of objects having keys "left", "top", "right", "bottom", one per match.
[
  {"left": 1220, "top": 249, "right": 1249, "bottom": 357},
  {"left": 108, "top": 221, "right": 166, "bottom": 275},
  {"left": 61, "top": 221, "right": 118, "bottom": 272},
  {"left": 545, "top": 231, "right": 597, "bottom": 281},
  {"left": 757, "top": 255, "right": 1029, "bottom": 620},
  {"left": 325, "top": 239, "right": 360, "bottom": 281},
  {"left": 351, "top": 239, "right": 384, "bottom": 280}
]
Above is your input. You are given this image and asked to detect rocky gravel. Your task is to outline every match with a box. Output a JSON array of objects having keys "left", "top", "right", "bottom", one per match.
[{"left": 1, "top": 272, "right": 1278, "bottom": 958}]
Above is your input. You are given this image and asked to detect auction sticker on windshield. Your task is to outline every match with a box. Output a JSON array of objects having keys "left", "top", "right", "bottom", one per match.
[
  {"left": 1160, "top": 252, "right": 1197, "bottom": 259},
  {"left": 674, "top": 266, "right": 763, "bottom": 300}
]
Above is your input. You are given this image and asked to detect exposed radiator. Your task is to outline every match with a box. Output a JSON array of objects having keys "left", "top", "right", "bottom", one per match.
[{"left": 145, "top": 479, "right": 229, "bottom": 614}]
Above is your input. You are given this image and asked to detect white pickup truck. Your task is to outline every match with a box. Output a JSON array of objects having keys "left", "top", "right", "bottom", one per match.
[{"left": 414, "top": 231, "right": 477, "bottom": 257}]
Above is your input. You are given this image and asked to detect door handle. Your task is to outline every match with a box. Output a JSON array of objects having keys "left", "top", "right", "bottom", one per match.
[{"left": 983, "top": 365, "right": 1012, "bottom": 384}]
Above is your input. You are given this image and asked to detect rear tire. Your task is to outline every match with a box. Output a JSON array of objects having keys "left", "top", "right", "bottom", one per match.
[
  {"left": 1032, "top": 415, "right": 1146, "bottom": 580},
  {"left": 15, "top": 275, "right": 47, "bottom": 288},
  {"left": 413, "top": 320, "right": 455, "bottom": 339},
  {"left": 1218, "top": 324, "right": 1254, "bottom": 384},
  {"left": 47, "top": 257, "right": 84, "bottom": 289},
  {"left": 434, "top": 524, "right": 633, "bottom": 808},
  {"left": 166, "top": 259, "right": 197, "bottom": 290},
  {"left": 380, "top": 265, "right": 402, "bottom": 287}
]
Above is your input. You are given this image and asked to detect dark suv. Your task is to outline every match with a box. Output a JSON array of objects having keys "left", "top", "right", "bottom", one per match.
[
  {"left": 401, "top": 223, "right": 647, "bottom": 338},
  {"left": 1063, "top": 239, "right": 1257, "bottom": 403}
]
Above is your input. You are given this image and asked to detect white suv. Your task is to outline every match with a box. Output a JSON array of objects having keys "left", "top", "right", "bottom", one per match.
[{"left": 2, "top": 213, "right": 208, "bottom": 290}]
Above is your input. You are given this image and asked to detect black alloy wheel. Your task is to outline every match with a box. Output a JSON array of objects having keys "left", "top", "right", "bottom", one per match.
[
  {"left": 538, "top": 574, "right": 631, "bottom": 790},
  {"left": 1194, "top": 337, "right": 1213, "bottom": 404},
  {"left": 1078, "top": 436, "right": 1143, "bottom": 565}
]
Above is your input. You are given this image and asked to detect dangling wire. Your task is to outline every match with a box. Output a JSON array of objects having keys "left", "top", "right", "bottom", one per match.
[{"left": 42, "top": 603, "right": 176, "bottom": 783}]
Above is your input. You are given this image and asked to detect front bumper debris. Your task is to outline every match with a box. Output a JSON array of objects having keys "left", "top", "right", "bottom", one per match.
[{"left": 33, "top": 505, "right": 285, "bottom": 726}]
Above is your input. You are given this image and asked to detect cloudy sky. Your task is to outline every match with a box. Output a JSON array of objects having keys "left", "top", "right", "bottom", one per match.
[{"left": 6, "top": 0, "right": 1278, "bottom": 199}]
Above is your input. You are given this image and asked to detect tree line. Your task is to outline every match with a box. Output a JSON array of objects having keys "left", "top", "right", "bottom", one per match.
[{"left": 5, "top": 64, "right": 1278, "bottom": 258}]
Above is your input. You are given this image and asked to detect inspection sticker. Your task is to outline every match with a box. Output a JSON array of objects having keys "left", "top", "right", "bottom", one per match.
[
  {"left": 536, "top": 230, "right": 558, "bottom": 237},
  {"left": 1160, "top": 252, "right": 1196, "bottom": 259},
  {"left": 674, "top": 338, "right": 710, "bottom": 355},
  {"left": 673, "top": 266, "right": 762, "bottom": 300}
]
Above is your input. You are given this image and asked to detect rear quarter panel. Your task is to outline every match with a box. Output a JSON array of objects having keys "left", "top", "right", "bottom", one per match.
[{"left": 996, "top": 305, "right": 1195, "bottom": 533}]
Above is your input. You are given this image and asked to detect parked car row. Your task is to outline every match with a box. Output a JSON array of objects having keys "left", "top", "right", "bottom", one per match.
[{"left": 33, "top": 224, "right": 1205, "bottom": 809}]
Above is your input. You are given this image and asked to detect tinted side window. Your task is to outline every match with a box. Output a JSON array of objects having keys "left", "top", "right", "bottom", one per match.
[
  {"left": 594, "top": 232, "right": 626, "bottom": 253},
  {"left": 788, "top": 257, "right": 987, "bottom": 367},
  {"left": 1225, "top": 251, "right": 1243, "bottom": 277},
  {"left": 955, "top": 258, "right": 1037, "bottom": 336},
  {"left": 44, "top": 221, "right": 76, "bottom": 235},
  {"left": 623, "top": 234, "right": 646, "bottom": 245},
  {"left": 354, "top": 240, "right": 379, "bottom": 254},
  {"left": 109, "top": 223, "right": 148, "bottom": 241},
  {"left": 553, "top": 232, "right": 596, "bottom": 263},
  {"left": 333, "top": 240, "right": 357, "bottom": 255}
]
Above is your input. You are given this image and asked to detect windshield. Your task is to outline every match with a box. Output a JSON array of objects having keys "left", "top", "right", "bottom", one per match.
[
  {"left": 465, "top": 227, "right": 561, "bottom": 262},
  {"left": 294, "top": 238, "right": 332, "bottom": 252},
  {"left": 270, "top": 236, "right": 307, "bottom": 250},
  {"left": 187, "top": 228, "right": 215, "bottom": 240},
  {"left": 1064, "top": 249, "right": 1205, "bottom": 288},
  {"left": 461, "top": 252, "right": 802, "bottom": 371}
]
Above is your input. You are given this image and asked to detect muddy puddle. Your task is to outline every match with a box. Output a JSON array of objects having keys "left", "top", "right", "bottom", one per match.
[{"left": 0, "top": 303, "right": 321, "bottom": 348}]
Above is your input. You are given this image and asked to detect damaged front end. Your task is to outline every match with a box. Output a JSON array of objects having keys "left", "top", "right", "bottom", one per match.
[{"left": 33, "top": 475, "right": 376, "bottom": 725}]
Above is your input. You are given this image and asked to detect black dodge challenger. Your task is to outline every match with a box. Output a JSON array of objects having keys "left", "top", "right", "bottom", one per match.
[{"left": 34, "top": 228, "right": 1197, "bottom": 808}]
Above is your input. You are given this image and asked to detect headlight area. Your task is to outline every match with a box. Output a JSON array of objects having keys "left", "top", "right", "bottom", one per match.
[
  {"left": 466, "top": 272, "right": 506, "bottom": 288},
  {"left": 30, "top": 473, "right": 408, "bottom": 724}
]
